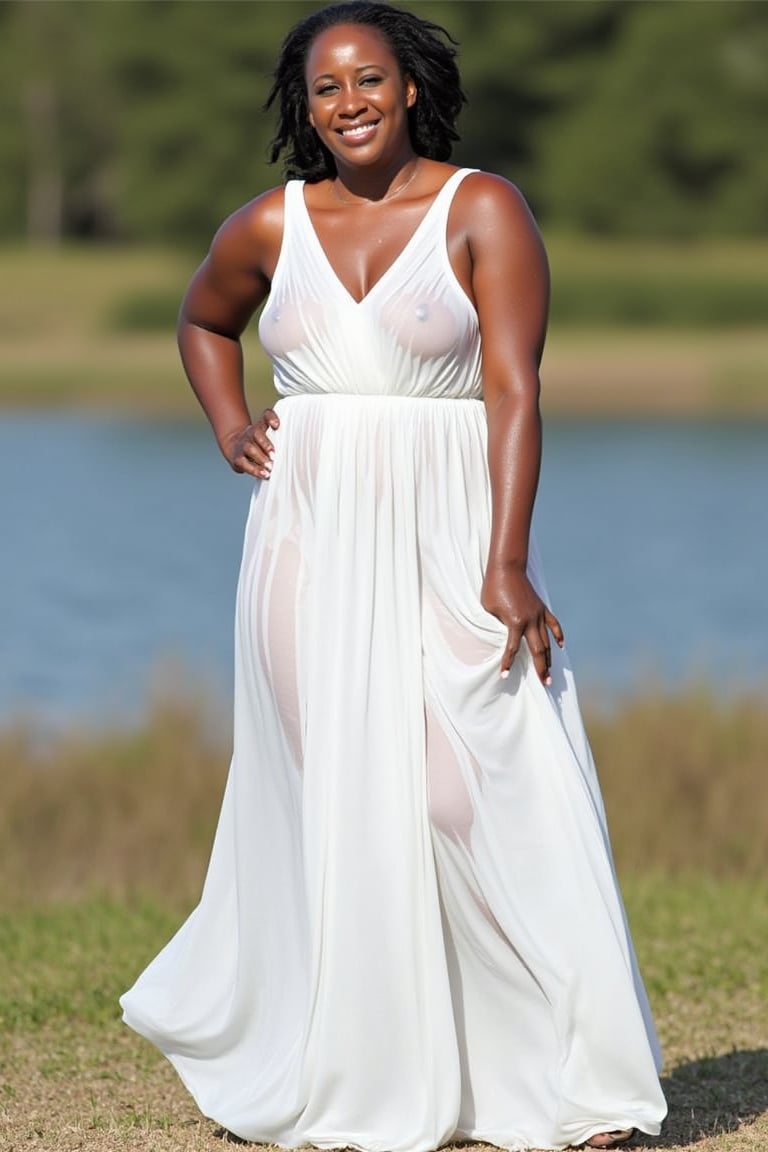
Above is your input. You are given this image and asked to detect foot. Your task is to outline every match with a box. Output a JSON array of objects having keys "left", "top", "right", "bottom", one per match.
[{"left": 584, "top": 1130, "right": 635, "bottom": 1149}]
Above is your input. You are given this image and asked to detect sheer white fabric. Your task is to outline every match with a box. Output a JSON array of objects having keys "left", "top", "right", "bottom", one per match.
[{"left": 121, "top": 169, "right": 667, "bottom": 1151}]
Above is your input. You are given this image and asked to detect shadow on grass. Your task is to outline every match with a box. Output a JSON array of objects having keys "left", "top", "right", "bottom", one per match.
[
  {"left": 638, "top": 1048, "right": 768, "bottom": 1147},
  {"left": 212, "top": 1051, "right": 768, "bottom": 1149}
]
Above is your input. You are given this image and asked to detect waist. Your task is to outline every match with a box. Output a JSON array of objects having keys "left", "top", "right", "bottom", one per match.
[
  {"left": 275, "top": 393, "right": 484, "bottom": 406},
  {"left": 270, "top": 393, "right": 488, "bottom": 445}
]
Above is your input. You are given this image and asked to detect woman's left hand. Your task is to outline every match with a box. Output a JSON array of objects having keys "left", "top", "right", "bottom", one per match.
[{"left": 481, "top": 563, "right": 564, "bottom": 685}]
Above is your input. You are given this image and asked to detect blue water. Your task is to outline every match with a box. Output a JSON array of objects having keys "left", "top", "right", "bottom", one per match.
[{"left": 1, "top": 414, "right": 766, "bottom": 727}]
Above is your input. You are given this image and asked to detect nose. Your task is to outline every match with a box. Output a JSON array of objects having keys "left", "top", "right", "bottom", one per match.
[{"left": 338, "top": 81, "right": 367, "bottom": 119}]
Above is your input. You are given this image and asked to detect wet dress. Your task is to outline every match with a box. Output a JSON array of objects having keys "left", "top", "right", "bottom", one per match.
[{"left": 121, "top": 168, "right": 667, "bottom": 1152}]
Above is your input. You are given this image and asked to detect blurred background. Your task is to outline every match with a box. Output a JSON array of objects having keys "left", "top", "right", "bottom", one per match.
[
  {"left": 1, "top": 9, "right": 767, "bottom": 1148},
  {"left": 1, "top": 0, "right": 767, "bottom": 896}
]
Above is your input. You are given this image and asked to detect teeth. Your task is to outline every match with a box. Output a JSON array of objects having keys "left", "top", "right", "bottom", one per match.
[{"left": 342, "top": 123, "right": 375, "bottom": 136}]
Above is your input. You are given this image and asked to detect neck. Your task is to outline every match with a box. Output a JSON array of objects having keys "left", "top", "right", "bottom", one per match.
[{"left": 333, "top": 152, "right": 420, "bottom": 204}]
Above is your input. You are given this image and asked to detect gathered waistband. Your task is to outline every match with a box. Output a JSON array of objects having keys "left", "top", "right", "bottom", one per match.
[{"left": 275, "top": 392, "right": 484, "bottom": 405}]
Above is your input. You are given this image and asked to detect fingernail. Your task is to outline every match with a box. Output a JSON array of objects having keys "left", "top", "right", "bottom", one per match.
[
  {"left": 545, "top": 675, "right": 552, "bottom": 686},
  {"left": 500, "top": 670, "right": 509, "bottom": 680}
]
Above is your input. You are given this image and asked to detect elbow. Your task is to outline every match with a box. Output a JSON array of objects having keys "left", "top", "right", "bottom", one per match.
[
  {"left": 177, "top": 311, "right": 241, "bottom": 347},
  {"left": 484, "top": 369, "right": 541, "bottom": 418}
]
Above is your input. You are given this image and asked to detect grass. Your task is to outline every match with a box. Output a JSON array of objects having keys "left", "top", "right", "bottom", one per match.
[
  {"left": 1, "top": 241, "right": 767, "bottom": 419},
  {"left": 0, "top": 683, "right": 767, "bottom": 1147},
  {"left": 0, "top": 881, "right": 765, "bottom": 1151},
  {"left": 547, "top": 234, "right": 768, "bottom": 329},
  {"left": 2, "top": 682, "right": 766, "bottom": 908}
]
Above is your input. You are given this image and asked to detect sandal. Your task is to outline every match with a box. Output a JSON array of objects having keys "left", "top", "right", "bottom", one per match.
[{"left": 584, "top": 1130, "right": 636, "bottom": 1149}]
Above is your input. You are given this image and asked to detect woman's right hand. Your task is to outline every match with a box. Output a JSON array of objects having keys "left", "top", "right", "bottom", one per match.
[{"left": 222, "top": 409, "right": 280, "bottom": 478}]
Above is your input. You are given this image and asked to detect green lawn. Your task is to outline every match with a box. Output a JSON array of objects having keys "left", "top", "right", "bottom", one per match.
[
  {"left": 0, "top": 881, "right": 765, "bottom": 1151},
  {"left": 1, "top": 682, "right": 767, "bottom": 1149}
]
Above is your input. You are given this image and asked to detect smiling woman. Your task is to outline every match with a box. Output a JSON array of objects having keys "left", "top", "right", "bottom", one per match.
[{"left": 119, "top": 4, "right": 667, "bottom": 1151}]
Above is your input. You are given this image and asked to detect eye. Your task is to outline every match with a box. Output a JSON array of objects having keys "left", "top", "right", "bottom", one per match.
[
  {"left": 315, "top": 82, "right": 339, "bottom": 97},
  {"left": 359, "top": 74, "right": 383, "bottom": 87}
]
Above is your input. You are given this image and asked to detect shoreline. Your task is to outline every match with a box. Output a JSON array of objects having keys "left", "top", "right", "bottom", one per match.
[{"left": 2, "top": 324, "right": 767, "bottom": 422}]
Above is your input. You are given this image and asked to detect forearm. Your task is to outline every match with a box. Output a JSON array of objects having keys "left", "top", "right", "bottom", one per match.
[
  {"left": 484, "top": 384, "right": 542, "bottom": 573},
  {"left": 178, "top": 319, "right": 252, "bottom": 457}
]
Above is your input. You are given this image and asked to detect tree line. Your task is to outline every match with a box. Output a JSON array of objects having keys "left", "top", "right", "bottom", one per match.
[{"left": 1, "top": 0, "right": 766, "bottom": 246}]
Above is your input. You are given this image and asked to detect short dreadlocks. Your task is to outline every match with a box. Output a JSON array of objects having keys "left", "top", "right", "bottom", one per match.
[{"left": 265, "top": 1, "right": 467, "bottom": 181}]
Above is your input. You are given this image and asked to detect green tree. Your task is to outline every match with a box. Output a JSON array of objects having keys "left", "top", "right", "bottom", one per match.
[
  {"left": 537, "top": 0, "right": 768, "bottom": 236},
  {"left": 0, "top": 0, "right": 766, "bottom": 243}
]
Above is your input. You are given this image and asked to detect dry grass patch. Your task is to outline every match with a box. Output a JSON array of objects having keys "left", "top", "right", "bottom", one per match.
[
  {"left": 1, "top": 243, "right": 768, "bottom": 419},
  {"left": 1, "top": 683, "right": 766, "bottom": 908},
  {"left": 540, "top": 328, "right": 768, "bottom": 419},
  {"left": 1, "top": 684, "right": 767, "bottom": 1148},
  {"left": 0, "top": 244, "right": 272, "bottom": 416},
  {"left": 0, "top": 883, "right": 765, "bottom": 1151}
]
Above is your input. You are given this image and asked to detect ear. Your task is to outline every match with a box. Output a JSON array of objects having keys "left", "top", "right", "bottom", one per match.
[
  {"left": 405, "top": 75, "right": 417, "bottom": 108},
  {"left": 308, "top": 110, "right": 316, "bottom": 129}
]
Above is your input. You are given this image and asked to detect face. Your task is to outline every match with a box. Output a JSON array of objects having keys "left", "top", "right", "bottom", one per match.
[{"left": 305, "top": 23, "right": 417, "bottom": 168}]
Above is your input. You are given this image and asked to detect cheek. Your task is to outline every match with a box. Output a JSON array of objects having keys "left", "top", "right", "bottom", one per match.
[{"left": 305, "top": 88, "right": 324, "bottom": 130}]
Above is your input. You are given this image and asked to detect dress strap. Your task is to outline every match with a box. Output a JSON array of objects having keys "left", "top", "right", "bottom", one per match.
[
  {"left": 267, "top": 181, "right": 307, "bottom": 297},
  {"left": 281, "top": 180, "right": 306, "bottom": 244},
  {"left": 428, "top": 167, "right": 479, "bottom": 230}
]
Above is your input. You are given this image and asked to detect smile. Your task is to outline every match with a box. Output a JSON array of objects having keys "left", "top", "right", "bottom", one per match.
[{"left": 337, "top": 120, "right": 380, "bottom": 140}]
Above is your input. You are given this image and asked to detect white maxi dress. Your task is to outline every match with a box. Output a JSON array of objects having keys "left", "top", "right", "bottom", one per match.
[{"left": 121, "top": 169, "right": 667, "bottom": 1151}]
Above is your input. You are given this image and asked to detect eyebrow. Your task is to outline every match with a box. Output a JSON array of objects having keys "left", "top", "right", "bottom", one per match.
[{"left": 311, "top": 64, "right": 387, "bottom": 83}]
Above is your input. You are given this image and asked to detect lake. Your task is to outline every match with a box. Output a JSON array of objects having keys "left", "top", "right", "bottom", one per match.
[{"left": 1, "top": 413, "right": 766, "bottom": 728}]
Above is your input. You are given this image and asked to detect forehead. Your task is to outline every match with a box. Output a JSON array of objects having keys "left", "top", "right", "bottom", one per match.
[{"left": 306, "top": 23, "right": 399, "bottom": 78}]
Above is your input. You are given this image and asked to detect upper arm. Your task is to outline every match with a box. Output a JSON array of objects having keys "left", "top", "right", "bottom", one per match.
[
  {"left": 180, "top": 186, "right": 285, "bottom": 339},
  {"left": 462, "top": 173, "right": 550, "bottom": 404}
]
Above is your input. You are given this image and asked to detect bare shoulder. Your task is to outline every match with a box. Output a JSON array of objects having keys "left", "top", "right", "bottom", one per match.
[
  {"left": 454, "top": 171, "right": 545, "bottom": 252},
  {"left": 450, "top": 172, "right": 549, "bottom": 354},
  {"left": 208, "top": 185, "right": 286, "bottom": 281}
]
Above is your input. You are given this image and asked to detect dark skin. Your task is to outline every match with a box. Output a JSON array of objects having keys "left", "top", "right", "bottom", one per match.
[
  {"left": 178, "top": 22, "right": 567, "bottom": 694},
  {"left": 181, "top": 38, "right": 635, "bottom": 1137}
]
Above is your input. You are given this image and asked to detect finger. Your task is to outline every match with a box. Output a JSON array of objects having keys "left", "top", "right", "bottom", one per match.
[
  {"left": 234, "top": 442, "right": 273, "bottom": 479},
  {"left": 240, "top": 444, "right": 272, "bottom": 473},
  {"left": 545, "top": 607, "right": 565, "bottom": 647},
  {"left": 500, "top": 625, "right": 523, "bottom": 678},
  {"left": 251, "top": 418, "right": 277, "bottom": 457},
  {"left": 526, "top": 629, "right": 551, "bottom": 686},
  {"left": 244, "top": 423, "right": 277, "bottom": 461},
  {"left": 538, "top": 617, "right": 552, "bottom": 661},
  {"left": 539, "top": 625, "right": 552, "bottom": 672},
  {"left": 539, "top": 624, "right": 552, "bottom": 686},
  {"left": 253, "top": 411, "right": 279, "bottom": 442},
  {"left": 250, "top": 431, "right": 275, "bottom": 460},
  {"left": 236, "top": 455, "right": 271, "bottom": 479}
]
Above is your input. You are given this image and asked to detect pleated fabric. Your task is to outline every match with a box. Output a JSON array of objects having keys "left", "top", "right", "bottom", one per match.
[{"left": 121, "top": 169, "right": 667, "bottom": 1151}]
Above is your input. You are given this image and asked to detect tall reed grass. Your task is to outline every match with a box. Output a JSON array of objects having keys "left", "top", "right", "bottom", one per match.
[{"left": 1, "top": 682, "right": 765, "bottom": 908}]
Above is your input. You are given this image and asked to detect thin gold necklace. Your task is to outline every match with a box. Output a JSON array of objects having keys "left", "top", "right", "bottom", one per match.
[{"left": 332, "top": 160, "right": 421, "bottom": 207}]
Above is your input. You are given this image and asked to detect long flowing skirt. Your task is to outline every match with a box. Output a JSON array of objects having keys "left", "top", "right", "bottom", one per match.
[{"left": 121, "top": 394, "right": 667, "bottom": 1152}]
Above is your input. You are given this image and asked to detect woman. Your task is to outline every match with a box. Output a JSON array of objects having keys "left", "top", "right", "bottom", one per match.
[{"left": 121, "top": 4, "right": 667, "bottom": 1149}]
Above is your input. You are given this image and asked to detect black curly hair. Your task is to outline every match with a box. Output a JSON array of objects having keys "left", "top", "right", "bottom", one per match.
[{"left": 265, "top": 1, "right": 467, "bottom": 181}]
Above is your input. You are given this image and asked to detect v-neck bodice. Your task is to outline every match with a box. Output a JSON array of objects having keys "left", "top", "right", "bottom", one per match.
[
  {"left": 299, "top": 175, "right": 462, "bottom": 306},
  {"left": 258, "top": 167, "right": 482, "bottom": 400}
]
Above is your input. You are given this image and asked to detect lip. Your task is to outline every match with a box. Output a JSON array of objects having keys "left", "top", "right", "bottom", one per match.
[{"left": 335, "top": 119, "right": 380, "bottom": 145}]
